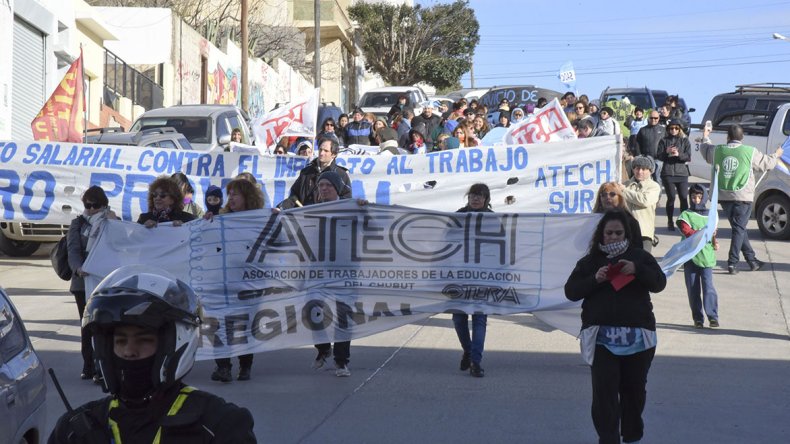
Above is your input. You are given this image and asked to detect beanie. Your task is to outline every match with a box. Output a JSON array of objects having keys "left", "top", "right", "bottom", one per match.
[
  {"left": 632, "top": 156, "right": 655, "bottom": 173},
  {"left": 317, "top": 171, "right": 346, "bottom": 196},
  {"left": 205, "top": 185, "right": 223, "bottom": 214}
]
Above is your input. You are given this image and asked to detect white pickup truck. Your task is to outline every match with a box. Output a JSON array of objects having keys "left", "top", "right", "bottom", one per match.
[{"left": 687, "top": 103, "right": 790, "bottom": 240}]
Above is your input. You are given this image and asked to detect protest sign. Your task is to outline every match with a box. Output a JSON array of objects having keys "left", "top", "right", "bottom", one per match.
[
  {"left": 0, "top": 137, "right": 620, "bottom": 223},
  {"left": 504, "top": 98, "right": 577, "bottom": 145},
  {"left": 83, "top": 200, "right": 601, "bottom": 358},
  {"left": 251, "top": 88, "right": 319, "bottom": 147}
]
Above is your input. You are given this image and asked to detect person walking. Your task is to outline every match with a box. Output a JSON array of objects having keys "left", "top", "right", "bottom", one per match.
[
  {"left": 453, "top": 183, "right": 493, "bottom": 378},
  {"left": 700, "top": 123, "right": 784, "bottom": 274},
  {"left": 67, "top": 186, "right": 118, "bottom": 381},
  {"left": 677, "top": 184, "right": 720, "bottom": 328},
  {"left": 621, "top": 156, "right": 661, "bottom": 252},
  {"left": 657, "top": 119, "right": 691, "bottom": 230},
  {"left": 634, "top": 111, "right": 666, "bottom": 182},
  {"left": 48, "top": 265, "right": 256, "bottom": 443},
  {"left": 565, "top": 210, "right": 667, "bottom": 444}
]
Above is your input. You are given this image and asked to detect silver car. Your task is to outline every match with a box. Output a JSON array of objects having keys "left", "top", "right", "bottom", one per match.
[
  {"left": 0, "top": 288, "right": 46, "bottom": 444},
  {"left": 754, "top": 169, "right": 790, "bottom": 240}
]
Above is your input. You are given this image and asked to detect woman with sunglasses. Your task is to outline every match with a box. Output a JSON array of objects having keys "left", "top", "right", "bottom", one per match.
[
  {"left": 137, "top": 176, "right": 196, "bottom": 228},
  {"left": 574, "top": 102, "right": 589, "bottom": 121},
  {"left": 565, "top": 210, "right": 666, "bottom": 444},
  {"left": 67, "top": 185, "right": 118, "bottom": 380},
  {"left": 593, "top": 182, "right": 643, "bottom": 249},
  {"left": 317, "top": 117, "right": 344, "bottom": 147},
  {"left": 657, "top": 119, "right": 692, "bottom": 231}
]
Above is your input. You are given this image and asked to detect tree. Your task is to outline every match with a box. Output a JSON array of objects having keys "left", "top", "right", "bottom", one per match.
[{"left": 348, "top": 0, "right": 479, "bottom": 90}]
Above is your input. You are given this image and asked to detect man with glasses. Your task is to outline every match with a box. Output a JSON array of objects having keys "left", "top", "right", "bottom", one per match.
[{"left": 635, "top": 111, "right": 666, "bottom": 181}]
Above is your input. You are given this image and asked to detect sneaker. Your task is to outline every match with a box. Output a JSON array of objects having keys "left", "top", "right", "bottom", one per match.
[
  {"left": 80, "top": 366, "right": 95, "bottom": 380},
  {"left": 335, "top": 363, "right": 351, "bottom": 377},
  {"left": 748, "top": 259, "right": 765, "bottom": 271},
  {"left": 693, "top": 321, "right": 704, "bottom": 329},
  {"left": 709, "top": 319, "right": 720, "bottom": 328},
  {"left": 470, "top": 362, "right": 485, "bottom": 378},
  {"left": 312, "top": 350, "right": 331, "bottom": 370},
  {"left": 211, "top": 366, "right": 233, "bottom": 383},
  {"left": 727, "top": 265, "right": 738, "bottom": 275},
  {"left": 238, "top": 366, "right": 251, "bottom": 381},
  {"left": 459, "top": 353, "right": 471, "bottom": 371}
]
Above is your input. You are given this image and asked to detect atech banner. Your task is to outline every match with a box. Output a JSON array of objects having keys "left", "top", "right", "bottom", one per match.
[
  {"left": 83, "top": 200, "right": 600, "bottom": 359},
  {"left": 0, "top": 137, "right": 619, "bottom": 223}
]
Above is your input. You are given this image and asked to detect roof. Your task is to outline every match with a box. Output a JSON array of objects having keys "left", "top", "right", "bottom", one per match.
[
  {"left": 362, "top": 86, "right": 423, "bottom": 93},
  {"left": 139, "top": 105, "right": 241, "bottom": 118}
]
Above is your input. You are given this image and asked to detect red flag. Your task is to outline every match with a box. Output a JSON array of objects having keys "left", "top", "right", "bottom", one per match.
[{"left": 30, "top": 50, "right": 84, "bottom": 142}]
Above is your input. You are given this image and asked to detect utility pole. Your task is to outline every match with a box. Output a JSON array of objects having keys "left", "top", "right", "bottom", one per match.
[
  {"left": 241, "top": 0, "right": 249, "bottom": 112},
  {"left": 470, "top": 59, "right": 475, "bottom": 89},
  {"left": 314, "top": 0, "right": 321, "bottom": 91}
]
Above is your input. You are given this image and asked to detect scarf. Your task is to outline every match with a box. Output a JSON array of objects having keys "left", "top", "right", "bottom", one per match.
[
  {"left": 598, "top": 239, "right": 629, "bottom": 258},
  {"left": 84, "top": 208, "right": 110, "bottom": 252},
  {"left": 152, "top": 207, "right": 172, "bottom": 223}
]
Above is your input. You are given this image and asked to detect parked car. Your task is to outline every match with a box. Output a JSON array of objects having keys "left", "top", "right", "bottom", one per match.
[
  {"left": 85, "top": 127, "right": 194, "bottom": 150},
  {"left": 688, "top": 101, "right": 790, "bottom": 240},
  {"left": 446, "top": 88, "right": 490, "bottom": 102},
  {"left": 692, "top": 83, "right": 790, "bottom": 131},
  {"left": 357, "top": 86, "right": 429, "bottom": 119},
  {"left": 129, "top": 104, "right": 252, "bottom": 151},
  {"left": 317, "top": 101, "right": 344, "bottom": 126},
  {"left": 600, "top": 86, "right": 694, "bottom": 128},
  {"left": 0, "top": 287, "right": 46, "bottom": 444}
]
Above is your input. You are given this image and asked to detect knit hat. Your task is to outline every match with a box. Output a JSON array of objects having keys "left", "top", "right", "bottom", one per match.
[
  {"left": 317, "top": 171, "right": 346, "bottom": 195},
  {"left": 445, "top": 137, "right": 461, "bottom": 149},
  {"left": 377, "top": 127, "right": 398, "bottom": 142},
  {"left": 632, "top": 156, "right": 655, "bottom": 173},
  {"left": 205, "top": 185, "right": 223, "bottom": 214}
]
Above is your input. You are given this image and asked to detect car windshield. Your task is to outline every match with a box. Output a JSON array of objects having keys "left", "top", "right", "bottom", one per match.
[
  {"left": 132, "top": 117, "right": 212, "bottom": 144},
  {"left": 603, "top": 93, "right": 652, "bottom": 110},
  {"left": 359, "top": 93, "right": 404, "bottom": 108}
]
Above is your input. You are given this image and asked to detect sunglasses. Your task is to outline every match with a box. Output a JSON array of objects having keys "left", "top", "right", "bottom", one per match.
[
  {"left": 84, "top": 202, "right": 101, "bottom": 209},
  {"left": 576, "top": 106, "right": 585, "bottom": 110},
  {"left": 605, "top": 230, "right": 624, "bottom": 236},
  {"left": 325, "top": 123, "right": 335, "bottom": 127},
  {"left": 649, "top": 117, "right": 660, "bottom": 120},
  {"left": 152, "top": 192, "right": 170, "bottom": 199}
]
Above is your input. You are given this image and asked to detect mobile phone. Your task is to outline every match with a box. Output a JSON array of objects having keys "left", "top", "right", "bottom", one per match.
[{"left": 704, "top": 120, "right": 712, "bottom": 131}]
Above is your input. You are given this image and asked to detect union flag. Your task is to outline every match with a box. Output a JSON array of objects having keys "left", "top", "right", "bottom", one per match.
[{"left": 30, "top": 50, "right": 84, "bottom": 142}]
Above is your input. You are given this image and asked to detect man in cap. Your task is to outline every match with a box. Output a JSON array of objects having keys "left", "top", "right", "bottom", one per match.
[
  {"left": 49, "top": 266, "right": 256, "bottom": 443},
  {"left": 635, "top": 110, "right": 666, "bottom": 181},
  {"left": 410, "top": 101, "right": 442, "bottom": 151},
  {"left": 700, "top": 123, "right": 784, "bottom": 274},
  {"left": 621, "top": 156, "right": 661, "bottom": 252}
]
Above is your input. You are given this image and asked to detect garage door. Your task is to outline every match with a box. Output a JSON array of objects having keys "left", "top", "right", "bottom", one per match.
[{"left": 11, "top": 17, "right": 45, "bottom": 139}]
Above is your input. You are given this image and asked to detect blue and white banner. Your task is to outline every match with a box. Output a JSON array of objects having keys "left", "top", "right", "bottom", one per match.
[
  {"left": 83, "top": 200, "right": 601, "bottom": 359},
  {"left": 0, "top": 137, "right": 620, "bottom": 223},
  {"left": 558, "top": 61, "right": 577, "bottom": 91}
]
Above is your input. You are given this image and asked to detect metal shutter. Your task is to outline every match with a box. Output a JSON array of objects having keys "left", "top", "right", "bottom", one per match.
[{"left": 11, "top": 17, "right": 45, "bottom": 139}]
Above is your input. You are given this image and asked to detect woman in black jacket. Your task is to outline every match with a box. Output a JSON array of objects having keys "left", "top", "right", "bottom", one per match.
[
  {"left": 565, "top": 210, "right": 666, "bottom": 444},
  {"left": 137, "top": 176, "right": 196, "bottom": 227},
  {"left": 657, "top": 119, "right": 691, "bottom": 230},
  {"left": 67, "top": 186, "right": 118, "bottom": 380},
  {"left": 452, "top": 183, "right": 493, "bottom": 377}
]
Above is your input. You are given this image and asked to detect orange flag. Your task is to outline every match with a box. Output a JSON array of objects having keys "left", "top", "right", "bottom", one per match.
[{"left": 30, "top": 51, "right": 84, "bottom": 142}]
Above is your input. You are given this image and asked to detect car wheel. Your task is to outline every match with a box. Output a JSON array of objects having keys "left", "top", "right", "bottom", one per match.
[
  {"left": 0, "top": 231, "right": 41, "bottom": 257},
  {"left": 757, "top": 194, "right": 790, "bottom": 240}
]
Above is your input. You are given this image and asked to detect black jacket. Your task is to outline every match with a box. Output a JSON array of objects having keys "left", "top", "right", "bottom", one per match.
[
  {"left": 344, "top": 120, "right": 372, "bottom": 146},
  {"left": 279, "top": 158, "right": 351, "bottom": 209},
  {"left": 410, "top": 113, "right": 442, "bottom": 149},
  {"left": 48, "top": 385, "right": 256, "bottom": 444},
  {"left": 564, "top": 246, "right": 666, "bottom": 330},
  {"left": 634, "top": 124, "right": 665, "bottom": 158},
  {"left": 656, "top": 134, "right": 691, "bottom": 178},
  {"left": 137, "top": 210, "right": 196, "bottom": 225}
]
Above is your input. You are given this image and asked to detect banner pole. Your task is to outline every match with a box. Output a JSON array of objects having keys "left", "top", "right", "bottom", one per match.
[{"left": 80, "top": 45, "right": 86, "bottom": 143}]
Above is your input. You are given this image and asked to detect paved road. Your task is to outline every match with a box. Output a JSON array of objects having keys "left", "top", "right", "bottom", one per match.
[{"left": 3, "top": 202, "right": 789, "bottom": 443}]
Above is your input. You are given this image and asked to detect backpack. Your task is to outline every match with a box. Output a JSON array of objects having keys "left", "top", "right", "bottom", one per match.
[{"left": 50, "top": 235, "right": 72, "bottom": 281}]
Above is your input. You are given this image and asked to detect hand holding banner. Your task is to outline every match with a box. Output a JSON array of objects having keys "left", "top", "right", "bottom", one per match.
[{"left": 251, "top": 88, "right": 319, "bottom": 147}]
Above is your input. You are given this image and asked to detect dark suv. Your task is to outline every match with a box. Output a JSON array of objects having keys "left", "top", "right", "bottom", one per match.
[{"left": 693, "top": 83, "right": 790, "bottom": 129}]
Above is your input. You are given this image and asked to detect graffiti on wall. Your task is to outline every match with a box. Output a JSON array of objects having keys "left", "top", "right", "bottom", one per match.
[{"left": 207, "top": 62, "right": 265, "bottom": 118}]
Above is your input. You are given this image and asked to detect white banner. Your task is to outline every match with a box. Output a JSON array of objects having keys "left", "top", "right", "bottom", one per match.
[
  {"left": 251, "top": 88, "right": 319, "bottom": 147},
  {"left": 505, "top": 98, "right": 577, "bottom": 145},
  {"left": 83, "top": 201, "right": 600, "bottom": 359},
  {"left": 0, "top": 137, "right": 620, "bottom": 223}
]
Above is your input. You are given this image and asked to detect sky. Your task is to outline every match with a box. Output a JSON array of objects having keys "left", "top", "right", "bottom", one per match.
[{"left": 418, "top": 0, "right": 790, "bottom": 123}]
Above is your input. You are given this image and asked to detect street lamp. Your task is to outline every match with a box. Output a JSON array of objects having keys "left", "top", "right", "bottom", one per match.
[{"left": 772, "top": 32, "right": 788, "bottom": 41}]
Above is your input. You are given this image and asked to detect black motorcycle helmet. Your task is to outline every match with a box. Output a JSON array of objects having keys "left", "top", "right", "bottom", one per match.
[{"left": 84, "top": 265, "right": 201, "bottom": 397}]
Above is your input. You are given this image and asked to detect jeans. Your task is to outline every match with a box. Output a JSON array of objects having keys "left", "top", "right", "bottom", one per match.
[
  {"left": 72, "top": 291, "right": 93, "bottom": 372},
  {"left": 684, "top": 261, "right": 718, "bottom": 323},
  {"left": 721, "top": 201, "right": 756, "bottom": 266},
  {"left": 316, "top": 342, "right": 351, "bottom": 366},
  {"left": 591, "top": 345, "right": 655, "bottom": 444},
  {"left": 452, "top": 313, "right": 487, "bottom": 364}
]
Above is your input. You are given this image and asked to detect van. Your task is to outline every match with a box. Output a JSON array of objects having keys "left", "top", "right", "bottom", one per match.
[{"left": 357, "top": 86, "right": 429, "bottom": 119}]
